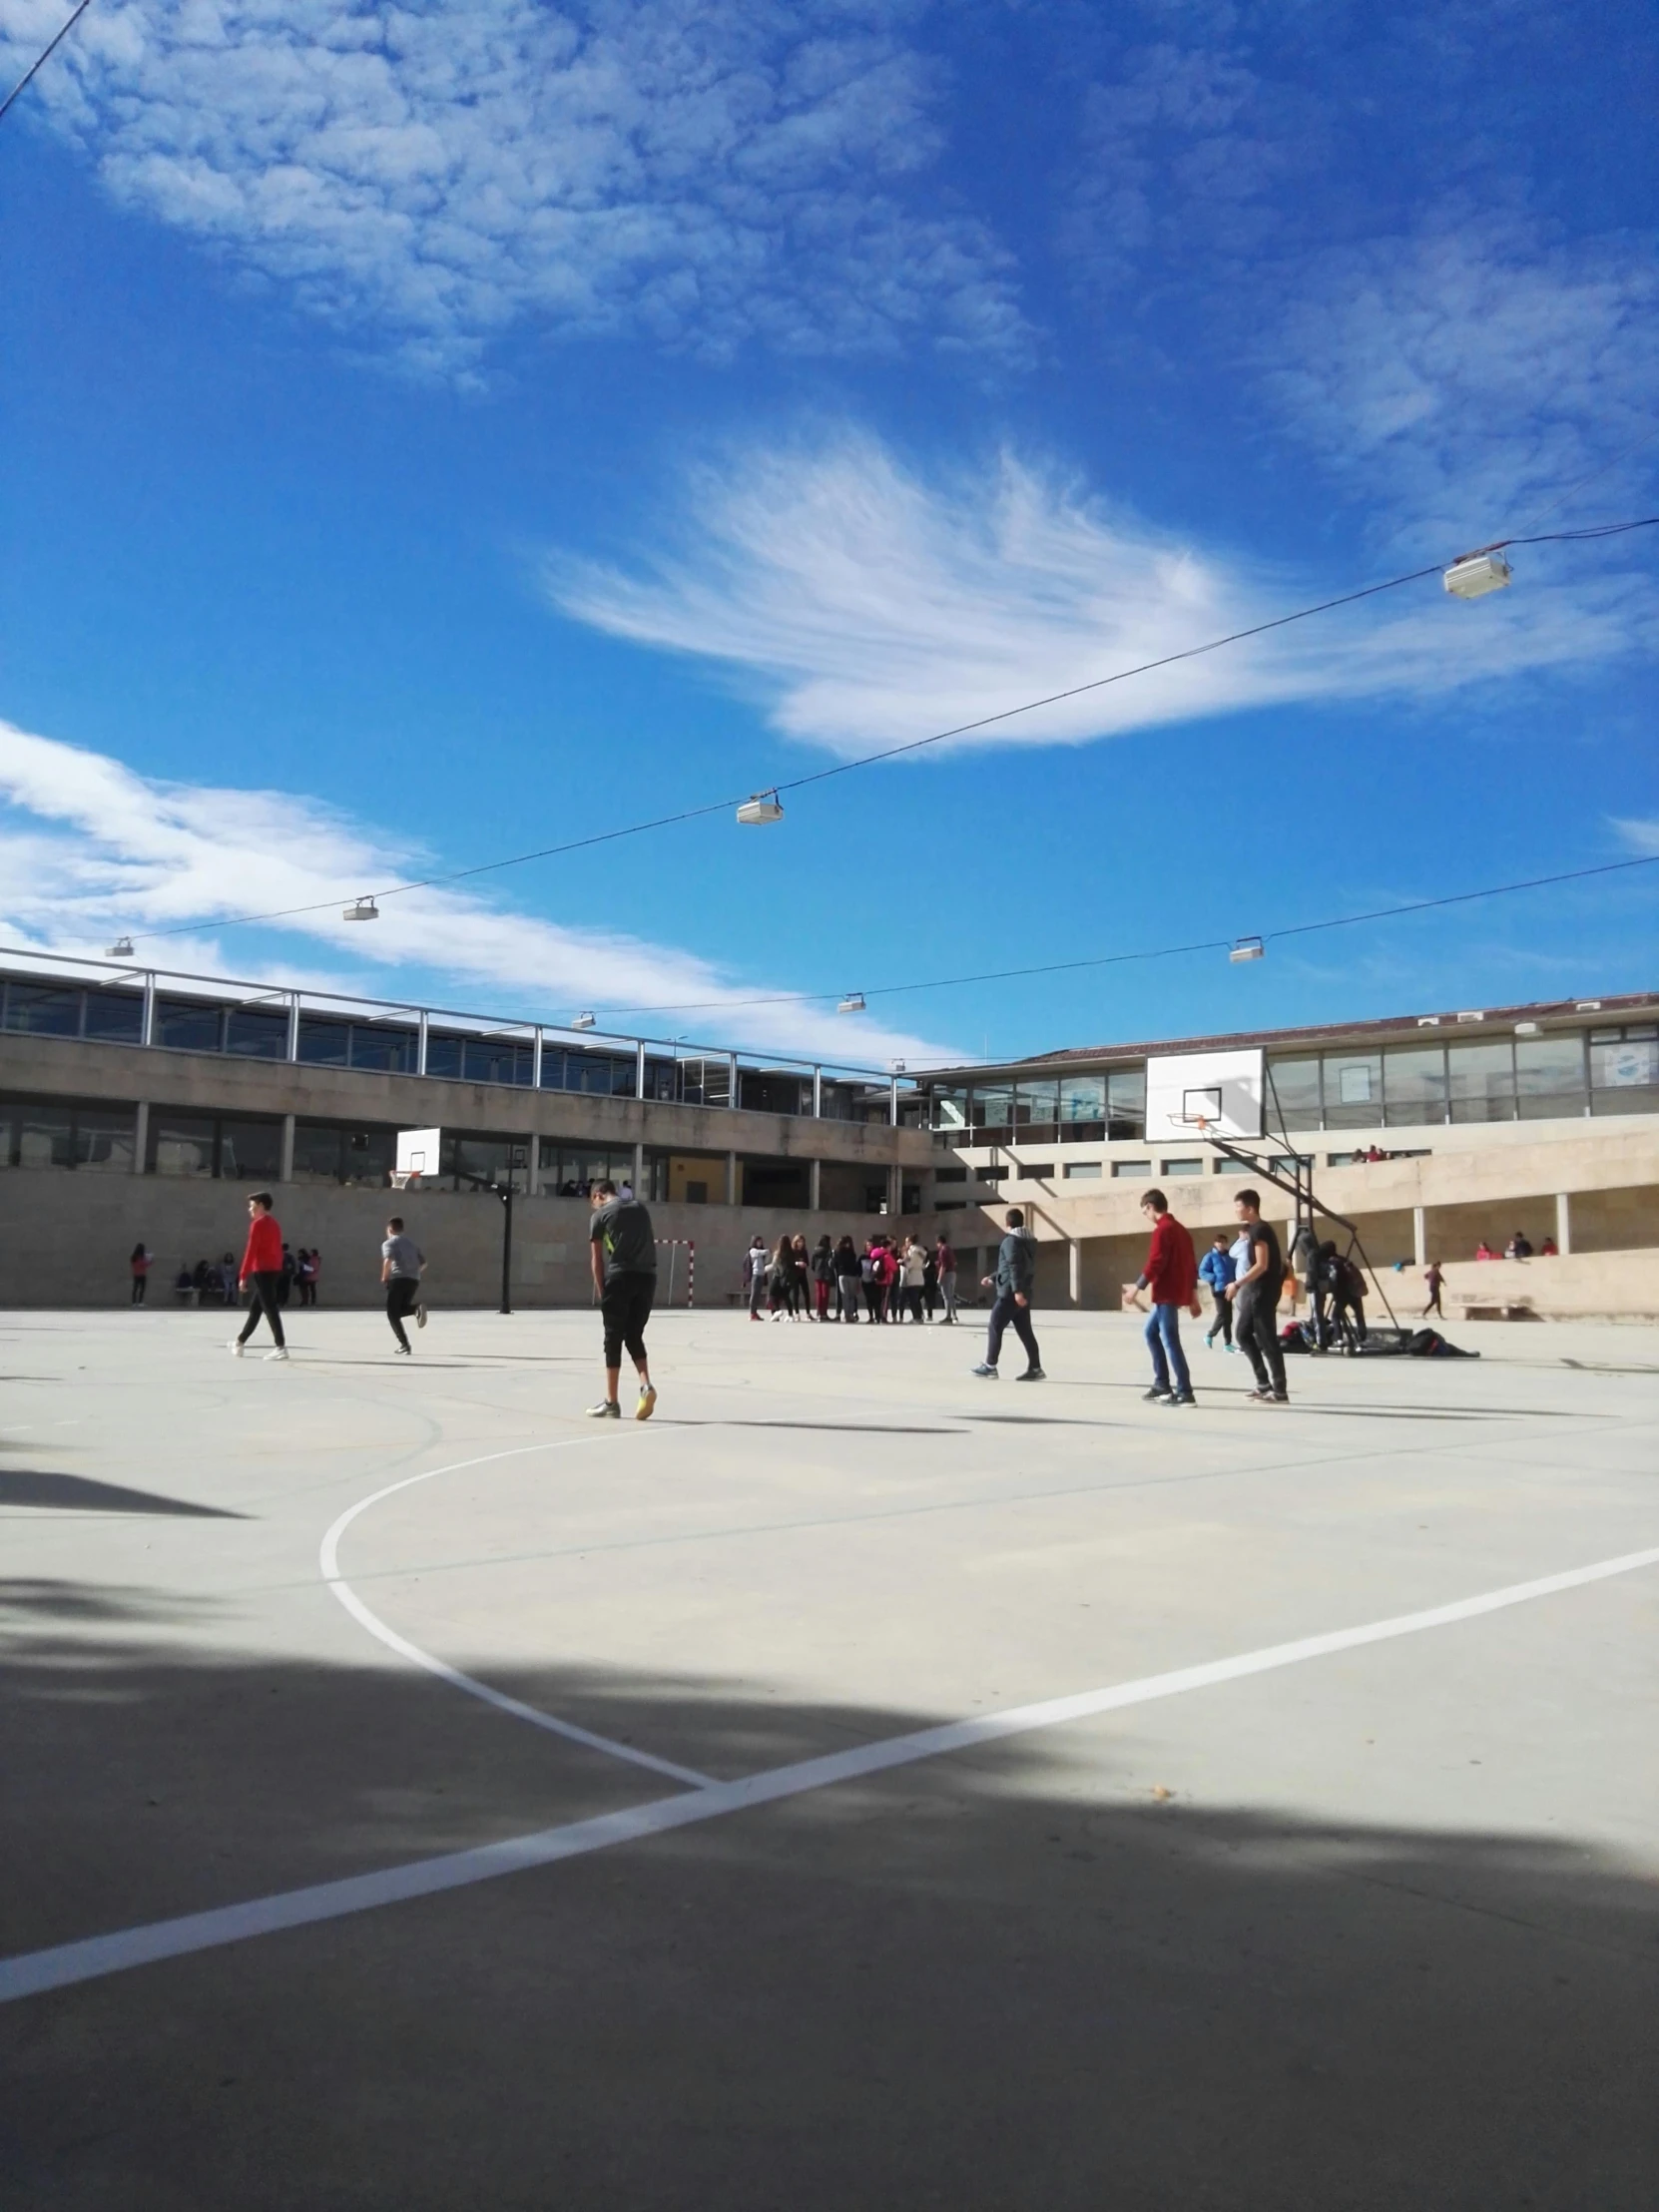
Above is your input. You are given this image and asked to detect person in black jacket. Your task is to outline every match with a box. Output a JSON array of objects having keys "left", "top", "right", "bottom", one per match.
[{"left": 971, "top": 1209, "right": 1044, "bottom": 1381}]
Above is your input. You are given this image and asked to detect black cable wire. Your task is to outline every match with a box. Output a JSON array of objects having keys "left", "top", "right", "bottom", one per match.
[
  {"left": 113, "top": 514, "right": 1659, "bottom": 947},
  {"left": 576, "top": 851, "right": 1659, "bottom": 1021},
  {"left": 0, "top": 0, "right": 91, "bottom": 125}
]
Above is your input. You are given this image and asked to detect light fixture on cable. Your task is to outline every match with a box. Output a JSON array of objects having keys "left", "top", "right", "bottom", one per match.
[
  {"left": 736, "top": 791, "right": 785, "bottom": 826},
  {"left": 106, "top": 935, "right": 134, "bottom": 959},
  {"left": 1443, "top": 550, "right": 1513, "bottom": 600},
  {"left": 1229, "top": 935, "right": 1265, "bottom": 963},
  {"left": 342, "top": 896, "right": 379, "bottom": 922},
  {"left": 836, "top": 992, "right": 866, "bottom": 1014},
  {"left": 570, "top": 1010, "right": 597, "bottom": 1030}
]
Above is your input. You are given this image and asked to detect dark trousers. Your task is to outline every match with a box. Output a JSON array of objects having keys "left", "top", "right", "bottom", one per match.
[
  {"left": 1423, "top": 1287, "right": 1442, "bottom": 1317},
  {"left": 601, "top": 1274, "right": 654, "bottom": 1370},
  {"left": 986, "top": 1291, "right": 1040, "bottom": 1372},
  {"left": 1144, "top": 1304, "right": 1191, "bottom": 1395},
  {"left": 237, "top": 1272, "right": 285, "bottom": 1348},
  {"left": 1205, "top": 1288, "right": 1232, "bottom": 1344},
  {"left": 1234, "top": 1287, "right": 1286, "bottom": 1397},
  {"left": 131, "top": 1276, "right": 147, "bottom": 1305},
  {"left": 386, "top": 1276, "right": 419, "bottom": 1350}
]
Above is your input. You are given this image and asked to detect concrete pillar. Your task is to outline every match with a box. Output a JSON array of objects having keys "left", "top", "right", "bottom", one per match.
[
  {"left": 531, "top": 1028, "right": 543, "bottom": 1089},
  {"left": 726, "top": 1151, "right": 738, "bottom": 1206},
  {"left": 810, "top": 1158, "right": 822, "bottom": 1212},
  {"left": 887, "top": 1162, "right": 900, "bottom": 1217},
  {"left": 278, "top": 1114, "right": 295, "bottom": 1184},
  {"left": 132, "top": 1101, "right": 149, "bottom": 1174},
  {"left": 632, "top": 1140, "right": 645, "bottom": 1200},
  {"left": 1412, "top": 1206, "right": 1427, "bottom": 1267},
  {"left": 1555, "top": 1192, "right": 1572, "bottom": 1256},
  {"left": 1068, "top": 1239, "right": 1081, "bottom": 1306},
  {"left": 416, "top": 1010, "right": 428, "bottom": 1077},
  {"left": 140, "top": 972, "right": 156, "bottom": 1048},
  {"left": 285, "top": 993, "right": 300, "bottom": 1062}
]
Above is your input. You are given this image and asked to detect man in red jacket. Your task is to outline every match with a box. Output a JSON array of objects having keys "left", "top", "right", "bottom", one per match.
[
  {"left": 231, "top": 1190, "right": 288, "bottom": 1361},
  {"left": 1132, "top": 1189, "right": 1199, "bottom": 1406}
]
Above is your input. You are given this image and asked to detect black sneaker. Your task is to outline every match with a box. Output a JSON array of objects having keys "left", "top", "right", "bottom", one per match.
[
  {"left": 1166, "top": 1390, "right": 1197, "bottom": 1406},
  {"left": 1142, "top": 1385, "right": 1172, "bottom": 1402},
  {"left": 1015, "top": 1367, "right": 1045, "bottom": 1382}
]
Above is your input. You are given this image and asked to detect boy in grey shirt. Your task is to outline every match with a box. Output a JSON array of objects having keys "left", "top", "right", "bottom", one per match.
[
  {"left": 380, "top": 1217, "right": 426, "bottom": 1356},
  {"left": 971, "top": 1208, "right": 1044, "bottom": 1381}
]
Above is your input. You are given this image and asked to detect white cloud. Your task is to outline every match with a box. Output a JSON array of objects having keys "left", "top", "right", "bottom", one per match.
[
  {"left": 1612, "top": 817, "right": 1659, "bottom": 856},
  {"left": 1270, "top": 221, "right": 1659, "bottom": 547},
  {"left": 547, "top": 431, "right": 1659, "bottom": 755},
  {"left": 0, "top": 719, "right": 957, "bottom": 1063},
  {"left": 0, "top": 0, "right": 1024, "bottom": 372}
]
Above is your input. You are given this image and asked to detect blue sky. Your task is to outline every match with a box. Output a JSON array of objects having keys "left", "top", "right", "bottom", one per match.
[{"left": 1, "top": 0, "right": 1655, "bottom": 1069}]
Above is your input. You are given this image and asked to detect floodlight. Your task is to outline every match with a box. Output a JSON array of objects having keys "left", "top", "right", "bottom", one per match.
[
  {"left": 343, "top": 897, "right": 379, "bottom": 922},
  {"left": 106, "top": 935, "right": 134, "bottom": 958},
  {"left": 736, "top": 792, "right": 785, "bottom": 826},
  {"left": 836, "top": 992, "right": 866, "bottom": 1014},
  {"left": 890, "top": 1058, "right": 907, "bottom": 1073},
  {"left": 1229, "top": 935, "right": 1265, "bottom": 963},
  {"left": 570, "top": 1011, "right": 597, "bottom": 1030},
  {"left": 1443, "top": 551, "right": 1512, "bottom": 600}
]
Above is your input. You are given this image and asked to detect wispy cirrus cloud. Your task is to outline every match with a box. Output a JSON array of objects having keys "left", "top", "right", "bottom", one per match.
[
  {"left": 0, "top": 720, "right": 957, "bottom": 1063},
  {"left": 0, "top": 0, "right": 1025, "bottom": 374},
  {"left": 547, "top": 432, "right": 1659, "bottom": 756}
]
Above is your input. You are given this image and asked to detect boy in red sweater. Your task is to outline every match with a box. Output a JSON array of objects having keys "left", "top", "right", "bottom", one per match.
[
  {"left": 231, "top": 1191, "right": 288, "bottom": 1361},
  {"left": 1132, "top": 1189, "right": 1199, "bottom": 1405}
]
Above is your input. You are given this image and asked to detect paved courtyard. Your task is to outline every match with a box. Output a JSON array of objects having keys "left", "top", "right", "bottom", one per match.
[{"left": 2, "top": 1303, "right": 1656, "bottom": 2209}]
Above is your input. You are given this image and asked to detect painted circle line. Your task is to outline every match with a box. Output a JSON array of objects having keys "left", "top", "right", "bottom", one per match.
[{"left": 319, "top": 1436, "right": 716, "bottom": 1791}]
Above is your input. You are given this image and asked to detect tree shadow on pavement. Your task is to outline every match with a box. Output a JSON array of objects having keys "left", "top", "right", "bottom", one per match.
[{"left": 0, "top": 1581, "right": 1654, "bottom": 2212}]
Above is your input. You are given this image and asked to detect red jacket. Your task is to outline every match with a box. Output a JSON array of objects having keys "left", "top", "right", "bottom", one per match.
[
  {"left": 1143, "top": 1213, "right": 1198, "bottom": 1305},
  {"left": 241, "top": 1213, "right": 283, "bottom": 1281}
]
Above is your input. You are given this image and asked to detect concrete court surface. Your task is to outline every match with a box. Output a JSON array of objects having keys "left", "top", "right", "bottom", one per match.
[{"left": 1, "top": 1302, "right": 1655, "bottom": 2211}]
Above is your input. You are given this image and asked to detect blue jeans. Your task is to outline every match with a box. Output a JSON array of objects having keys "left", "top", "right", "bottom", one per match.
[{"left": 1144, "top": 1304, "right": 1191, "bottom": 1395}]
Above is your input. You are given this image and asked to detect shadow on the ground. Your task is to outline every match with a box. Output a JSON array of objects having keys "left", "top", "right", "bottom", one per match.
[
  {"left": 0, "top": 1471, "right": 246, "bottom": 1517},
  {"left": 0, "top": 1579, "right": 1654, "bottom": 2212}
]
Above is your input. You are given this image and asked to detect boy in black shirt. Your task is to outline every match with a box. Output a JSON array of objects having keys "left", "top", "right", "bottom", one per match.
[
  {"left": 588, "top": 1181, "right": 658, "bottom": 1420},
  {"left": 1226, "top": 1189, "right": 1289, "bottom": 1404}
]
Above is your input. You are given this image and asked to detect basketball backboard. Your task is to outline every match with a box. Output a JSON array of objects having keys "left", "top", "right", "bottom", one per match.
[
  {"left": 394, "top": 1127, "right": 443, "bottom": 1182},
  {"left": 1145, "top": 1049, "right": 1264, "bottom": 1140}
]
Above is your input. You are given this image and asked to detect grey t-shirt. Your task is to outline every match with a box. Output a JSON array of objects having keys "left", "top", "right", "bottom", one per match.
[
  {"left": 382, "top": 1233, "right": 423, "bottom": 1279},
  {"left": 591, "top": 1197, "right": 657, "bottom": 1283}
]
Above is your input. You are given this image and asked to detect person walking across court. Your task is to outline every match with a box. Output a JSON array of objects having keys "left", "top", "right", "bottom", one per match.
[
  {"left": 230, "top": 1191, "right": 288, "bottom": 1361},
  {"left": 1422, "top": 1260, "right": 1444, "bottom": 1318},
  {"left": 972, "top": 1208, "right": 1043, "bottom": 1381},
  {"left": 1132, "top": 1190, "right": 1200, "bottom": 1405},
  {"left": 129, "top": 1243, "right": 153, "bottom": 1305},
  {"left": 380, "top": 1217, "right": 426, "bottom": 1355},
  {"left": 935, "top": 1234, "right": 958, "bottom": 1323},
  {"left": 587, "top": 1179, "right": 657, "bottom": 1420},
  {"left": 1226, "top": 1189, "right": 1288, "bottom": 1405},
  {"left": 1199, "top": 1233, "right": 1235, "bottom": 1348}
]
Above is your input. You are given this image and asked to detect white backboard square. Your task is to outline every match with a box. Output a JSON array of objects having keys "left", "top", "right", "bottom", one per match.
[{"left": 1146, "top": 1049, "right": 1264, "bottom": 1140}]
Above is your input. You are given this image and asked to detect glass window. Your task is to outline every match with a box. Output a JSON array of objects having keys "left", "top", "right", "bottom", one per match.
[
  {"left": 1016, "top": 1162, "right": 1055, "bottom": 1181},
  {"left": 461, "top": 1039, "right": 532, "bottom": 1086},
  {"left": 291, "top": 1124, "right": 344, "bottom": 1182},
  {"left": 1058, "top": 1075, "right": 1106, "bottom": 1136},
  {"left": 1014, "top": 1079, "right": 1059, "bottom": 1129},
  {"left": 1265, "top": 1056, "right": 1322, "bottom": 1132},
  {"left": 972, "top": 1085, "right": 1013, "bottom": 1135},
  {"left": 156, "top": 998, "right": 224, "bottom": 1052},
  {"left": 83, "top": 990, "right": 144, "bottom": 1043},
  {"left": 1322, "top": 1051, "right": 1382, "bottom": 1128},
  {"left": 1382, "top": 1045, "right": 1447, "bottom": 1127},
  {"left": 934, "top": 1166, "right": 968, "bottom": 1183},
  {"left": 931, "top": 1086, "right": 969, "bottom": 1131},
  {"left": 1111, "top": 1158, "right": 1150, "bottom": 1178},
  {"left": 1515, "top": 1034, "right": 1586, "bottom": 1119},
  {"left": 217, "top": 1118, "right": 282, "bottom": 1181},
  {"left": 225, "top": 1008, "right": 289, "bottom": 1059},
  {"left": 348, "top": 1024, "right": 417, "bottom": 1073},
  {"left": 16, "top": 1100, "right": 75, "bottom": 1167},
  {"left": 150, "top": 1113, "right": 218, "bottom": 1176},
  {"left": 1062, "top": 1161, "right": 1102, "bottom": 1180},
  {"left": 1213, "top": 1155, "right": 1253, "bottom": 1173},
  {"left": 74, "top": 1104, "right": 136, "bottom": 1172},
  {"left": 1590, "top": 1032, "right": 1659, "bottom": 1091},
  {"left": 1446, "top": 1040, "right": 1515, "bottom": 1122},
  {"left": 423, "top": 1033, "right": 463, "bottom": 1078},
  {"left": 1106, "top": 1068, "right": 1146, "bottom": 1140},
  {"left": 3, "top": 983, "right": 82, "bottom": 1036},
  {"left": 1161, "top": 1158, "right": 1204, "bottom": 1177},
  {"left": 296, "top": 1015, "right": 351, "bottom": 1066}
]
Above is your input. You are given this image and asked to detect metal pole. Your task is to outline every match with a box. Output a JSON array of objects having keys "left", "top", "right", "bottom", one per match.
[
  {"left": 416, "top": 1010, "right": 428, "bottom": 1077},
  {"left": 285, "top": 992, "right": 300, "bottom": 1062},
  {"left": 813, "top": 1065, "right": 823, "bottom": 1117},
  {"left": 531, "top": 1027, "right": 543, "bottom": 1089},
  {"left": 141, "top": 971, "right": 156, "bottom": 1048},
  {"left": 499, "top": 1186, "right": 513, "bottom": 1315}
]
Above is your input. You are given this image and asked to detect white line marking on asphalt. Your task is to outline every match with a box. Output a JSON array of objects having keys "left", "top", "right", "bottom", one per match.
[
  {"left": 319, "top": 1439, "right": 715, "bottom": 1792},
  {"left": 4, "top": 1540, "right": 1655, "bottom": 2004}
]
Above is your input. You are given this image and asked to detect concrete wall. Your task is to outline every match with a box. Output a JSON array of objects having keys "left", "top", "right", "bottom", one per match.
[{"left": 0, "top": 1168, "right": 940, "bottom": 1310}]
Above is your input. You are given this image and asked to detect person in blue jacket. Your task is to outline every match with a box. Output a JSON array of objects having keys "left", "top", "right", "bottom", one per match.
[{"left": 1199, "top": 1233, "right": 1236, "bottom": 1350}]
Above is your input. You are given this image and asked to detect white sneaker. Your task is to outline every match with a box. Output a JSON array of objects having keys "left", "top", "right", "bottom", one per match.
[
  {"left": 228, "top": 1341, "right": 245, "bottom": 1358},
  {"left": 265, "top": 1347, "right": 289, "bottom": 1363},
  {"left": 415, "top": 1304, "right": 427, "bottom": 1330}
]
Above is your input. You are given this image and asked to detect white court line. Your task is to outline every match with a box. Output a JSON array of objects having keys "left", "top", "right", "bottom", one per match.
[
  {"left": 320, "top": 1439, "right": 715, "bottom": 1792},
  {"left": 4, "top": 1540, "right": 1655, "bottom": 2005}
]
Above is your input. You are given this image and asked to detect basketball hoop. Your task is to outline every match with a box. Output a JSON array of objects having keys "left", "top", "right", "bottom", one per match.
[{"left": 390, "top": 1170, "right": 420, "bottom": 1191}]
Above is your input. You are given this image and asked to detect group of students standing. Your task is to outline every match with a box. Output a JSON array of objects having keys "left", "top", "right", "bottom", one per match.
[
  {"left": 1126, "top": 1186, "right": 1292, "bottom": 1406},
  {"left": 745, "top": 1232, "right": 962, "bottom": 1326}
]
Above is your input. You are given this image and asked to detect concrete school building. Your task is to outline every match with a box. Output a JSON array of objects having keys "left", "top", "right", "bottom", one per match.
[
  {"left": 914, "top": 992, "right": 1659, "bottom": 1325},
  {"left": 0, "top": 951, "right": 935, "bottom": 1310}
]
